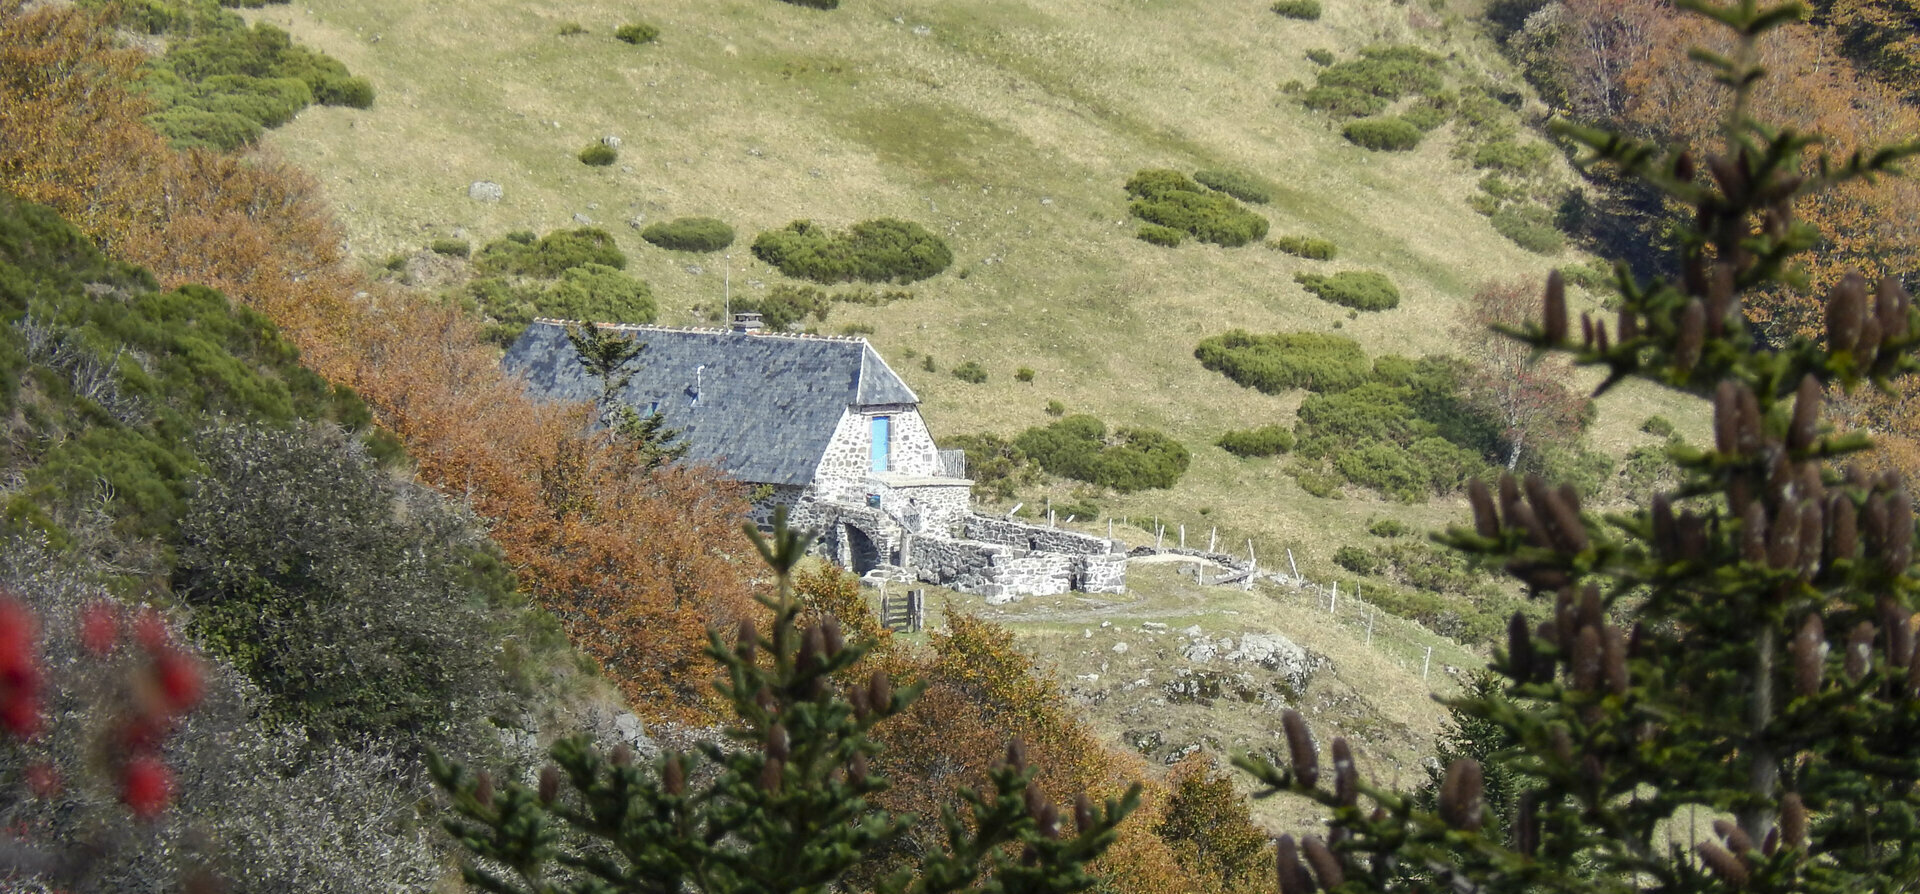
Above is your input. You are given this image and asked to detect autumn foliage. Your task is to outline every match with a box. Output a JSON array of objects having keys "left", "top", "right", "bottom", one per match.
[{"left": 0, "top": 0, "right": 753, "bottom": 722}]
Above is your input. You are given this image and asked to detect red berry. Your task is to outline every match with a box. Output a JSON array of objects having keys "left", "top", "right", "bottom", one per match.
[
  {"left": 121, "top": 756, "right": 173, "bottom": 819},
  {"left": 133, "top": 608, "right": 169, "bottom": 652},
  {"left": 0, "top": 691, "right": 39, "bottom": 739},
  {"left": 79, "top": 602, "right": 118, "bottom": 655},
  {"left": 153, "top": 650, "right": 203, "bottom": 713}
]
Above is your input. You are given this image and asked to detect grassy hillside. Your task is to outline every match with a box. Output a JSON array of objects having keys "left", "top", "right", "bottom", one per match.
[{"left": 254, "top": 0, "right": 1706, "bottom": 573}]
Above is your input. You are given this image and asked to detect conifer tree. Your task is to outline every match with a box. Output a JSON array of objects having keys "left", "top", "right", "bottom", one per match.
[
  {"left": 1240, "top": 2, "right": 1920, "bottom": 891},
  {"left": 431, "top": 510, "right": 1139, "bottom": 894}
]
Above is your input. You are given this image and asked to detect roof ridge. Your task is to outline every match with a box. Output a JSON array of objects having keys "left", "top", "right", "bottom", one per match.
[{"left": 528, "top": 317, "right": 870, "bottom": 344}]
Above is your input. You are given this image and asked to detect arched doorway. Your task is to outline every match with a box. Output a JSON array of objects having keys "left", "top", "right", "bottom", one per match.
[{"left": 844, "top": 524, "right": 882, "bottom": 575}]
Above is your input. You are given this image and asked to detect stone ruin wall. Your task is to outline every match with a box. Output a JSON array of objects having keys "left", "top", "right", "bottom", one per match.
[{"left": 963, "top": 515, "right": 1115, "bottom": 556}]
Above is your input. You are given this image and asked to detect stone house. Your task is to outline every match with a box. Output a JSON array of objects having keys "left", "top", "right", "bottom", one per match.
[{"left": 501, "top": 317, "right": 1125, "bottom": 598}]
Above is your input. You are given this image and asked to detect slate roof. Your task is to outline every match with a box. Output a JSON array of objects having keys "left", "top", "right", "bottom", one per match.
[{"left": 501, "top": 320, "right": 920, "bottom": 486}]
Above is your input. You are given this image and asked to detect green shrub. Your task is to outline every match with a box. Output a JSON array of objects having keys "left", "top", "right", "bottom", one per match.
[
  {"left": 1217, "top": 424, "right": 1295, "bottom": 458},
  {"left": 557, "top": 21, "right": 586, "bottom": 35},
  {"left": 1294, "top": 381, "right": 1434, "bottom": 456},
  {"left": 1640, "top": 415, "right": 1675, "bottom": 437},
  {"left": 1193, "top": 169, "right": 1271, "bottom": 204},
  {"left": 1124, "top": 169, "right": 1268, "bottom": 246},
  {"left": 472, "top": 263, "right": 656, "bottom": 344},
  {"left": 751, "top": 218, "right": 953, "bottom": 284},
  {"left": 1490, "top": 203, "right": 1566, "bottom": 255},
  {"left": 614, "top": 22, "right": 659, "bottom": 44},
  {"left": 1013, "top": 415, "right": 1190, "bottom": 492},
  {"left": 1335, "top": 442, "right": 1433, "bottom": 502},
  {"left": 1015, "top": 367, "right": 1035, "bottom": 382},
  {"left": 952, "top": 361, "right": 988, "bottom": 384},
  {"left": 1045, "top": 400, "right": 1066, "bottom": 417},
  {"left": 829, "top": 287, "right": 914, "bottom": 306},
  {"left": 1291, "top": 464, "right": 1344, "bottom": 498},
  {"left": 640, "top": 217, "right": 735, "bottom": 252},
  {"left": 1267, "top": 235, "right": 1338, "bottom": 259},
  {"left": 312, "top": 74, "right": 373, "bottom": 108},
  {"left": 578, "top": 142, "right": 618, "bottom": 166},
  {"left": 178, "top": 423, "right": 506, "bottom": 744},
  {"left": 1333, "top": 545, "right": 1379, "bottom": 575},
  {"left": 1137, "top": 224, "right": 1185, "bottom": 247},
  {"left": 1367, "top": 517, "right": 1410, "bottom": 538},
  {"left": 1194, "top": 330, "right": 1371, "bottom": 393},
  {"left": 146, "top": 106, "right": 262, "bottom": 151},
  {"left": 777, "top": 0, "right": 840, "bottom": 7},
  {"left": 1124, "top": 168, "right": 1203, "bottom": 200},
  {"left": 1559, "top": 258, "right": 1614, "bottom": 290},
  {"left": 478, "top": 227, "right": 626, "bottom": 277},
  {"left": 1305, "top": 48, "right": 1335, "bottom": 66},
  {"left": 1471, "top": 139, "right": 1553, "bottom": 175},
  {"left": 943, "top": 432, "right": 1039, "bottom": 501},
  {"left": 839, "top": 322, "right": 875, "bottom": 336},
  {"left": 1342, "top": 117, "right": 1423, "bottom": 151},
  {"left": 1316, "top": 47, "right": 1445, "bottom": 99},
  {"left": 1401, "top": 99, "right": 1451, "bottom": 132},
  {"left": 429, "top": 239, "right": 470, "bottom": 258},
  {"left": 921, "top": 355, "right": 936, "bottom": 373},
  {"left": 146, "top": 20, "right": 374, "bottom": 145},
  {"left": 1295, "top": 270, "right": 1400, "bottom": 310},
  {"left": 729, "top": 284, "right": 830, "bottom": 332},
  {"left": 1299, "top": 86, "right": 1388, "bottom": 118},
  {"left": 1271, "top": 0, "right": 1321, "bottom": 19}
]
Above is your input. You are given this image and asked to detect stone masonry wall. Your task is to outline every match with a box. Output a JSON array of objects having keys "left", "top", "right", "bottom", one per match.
[
  {"left": 907, "top": 536, "right": 1007, "bottom": 596},
  {"left": 1079, "top": 554, "right": 1127, "bottom": 594},
  {"left": 964, "top": 516, "right": 1114, "bottom": 556},
  {"left": 875, "top": 481, "right": 970, "bottom": 534},
  {"left": 811, "top": 408, "right": 946, "bottom": 504},
  {"left": 996, "top": 553, "right": 1075, "bottom": 597}
]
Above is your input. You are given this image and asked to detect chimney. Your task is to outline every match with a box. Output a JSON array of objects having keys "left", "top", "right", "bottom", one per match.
[{"left": 731, "top": 312, "right": 763, "bottom": 333}]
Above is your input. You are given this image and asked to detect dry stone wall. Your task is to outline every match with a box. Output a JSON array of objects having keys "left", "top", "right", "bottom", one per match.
[{"left": 964, "top": 516, "right": 1115, "bottom": 556}]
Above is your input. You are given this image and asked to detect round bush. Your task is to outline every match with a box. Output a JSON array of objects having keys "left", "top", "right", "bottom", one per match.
[
  {"left": 751, "top": 218, "right": 952, "bottom": 284},
  {"left": 952, "top": 361, "right": 988, "bottom": 384},
  {"left": 477, "top": 227, "right": 627, "bottom": 277},
  {"left": 1367, "top": 517, "right": 1410, "bottom": 538},
  {"left": 1300, "top": 86, "right": 1388, "bottom": 119},
  {"left": 641, "top": 217, "right": 736, "bottom": 252},
  {"left": 1295, "top": 271, "right": 1400, "bottom": 311},
  {"left": 429, "top": 239, "right": 470, "bottom": 258},
  {"left": 1305, "top": 48, "right": 1335, "bottom": 66},
  {"left": 1268, "top": 235, "right": 1337, "bottom": 259},
  {"left": 1194, "top": 330, "right": 1372, "bottom": 393},
  {"left": 1137, "top": 224, "right": 1185, "bottom": 247},
  {"left": 1342, "top": 117, "right": 1423, "bottom": 151},
  {"left": 1272, "top": 0, "right": 1322, "bottom": 20},
  {"left": 579, "top": 142, "right": 618, "bottom": 166},
  {"left": 1193, "top": 169, "right": 1271, "bottom": 204},
  {"left": 1128, "top": 190, "right": 1269, "bottom": 247},
  {"left": 1333, "top": 545, "right": 1379, "bottom": 575},
  {"left": 313, "top": 75, "right": 374, "bottom": 108},
  {"left": 1013, "top": 415, "right": 1190, "bottom": 492},
  {"left": 615, "top": 23, "right": 660, "bottom": 44},
  {"left": 1640, "top": 415, "right": 1676, "bottom": 438},
  {"left": 1216, "top": 424, "right": 1295, "bottom": 458},
  {"left": 1490, "top": 204, "right": 1566, "bottom": 255}
]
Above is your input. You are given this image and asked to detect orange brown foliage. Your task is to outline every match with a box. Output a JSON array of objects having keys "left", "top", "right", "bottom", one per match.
[
  {"left": 872, "top": 613, "right": 1193, "bottom": 894},
  {"left": 0, "top": 0, "right": 756, "bottom": 722},
  {"left": 1568, "top": 3, "right": 1920, "bottom": 341},
  {"left": 0, "top": 0, "right": 164, "bottom": 244}
]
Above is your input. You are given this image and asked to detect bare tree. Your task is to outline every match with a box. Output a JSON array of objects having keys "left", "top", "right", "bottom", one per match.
[{"left": 1458, "top": 280, "right": 1590, "bottom": 470}]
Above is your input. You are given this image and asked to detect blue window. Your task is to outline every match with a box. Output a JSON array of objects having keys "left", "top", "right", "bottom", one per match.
[{"left": 870, "top": 416, "right": 891, "bottom": 472}]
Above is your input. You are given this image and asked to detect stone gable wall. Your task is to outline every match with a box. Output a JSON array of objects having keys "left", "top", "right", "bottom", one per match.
[{"left": 812, "top": 408, "right": 946, "bottom": 503}]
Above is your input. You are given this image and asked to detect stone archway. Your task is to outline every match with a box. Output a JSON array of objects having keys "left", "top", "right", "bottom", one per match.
[{"left": 844, "top": 523, "right": 882, "bottom": 575}]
